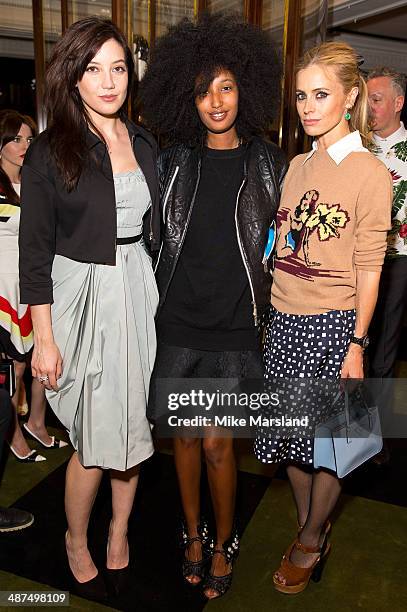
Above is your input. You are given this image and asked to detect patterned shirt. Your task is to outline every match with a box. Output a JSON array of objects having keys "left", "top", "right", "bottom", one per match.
[{"left": 373, "top": 122, "right": 407, "bottom": 258}]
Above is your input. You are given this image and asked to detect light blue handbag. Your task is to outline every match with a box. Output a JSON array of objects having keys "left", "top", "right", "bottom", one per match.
[{"left": 313, "top": 389, "right": 382, "bottom": 478}]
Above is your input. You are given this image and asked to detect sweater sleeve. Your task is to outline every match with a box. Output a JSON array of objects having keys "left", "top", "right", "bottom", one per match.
[
  {"left": 19, "top": 158, "right": 56, "bottom": 305},
  {"left": 354, "top": 161, "right": 393, "bottom": 271}
]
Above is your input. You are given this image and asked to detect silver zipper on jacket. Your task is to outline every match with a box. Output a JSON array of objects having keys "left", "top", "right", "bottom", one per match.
[
  {"left": 153, "top": 166, "right": 179, "bottom": 273},
  {"left": 168, "top": 159, "right": 201, "bottom": 275},
  {"left": 161, "top": 166, "right": 179, "bottom": 224},
  {"left": 234, "top": 177, "right": 258, "bottom": 326}
]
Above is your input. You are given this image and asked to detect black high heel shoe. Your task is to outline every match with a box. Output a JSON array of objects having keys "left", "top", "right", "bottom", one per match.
[
  {"left": 70, "top": 571, "right": 108, "bottom": 602},
  {"left": 64, "top": 535, "right": 107, "bottom": 602},
  {"left": 181, "top": 518, "right": 212, "bottom": 585},
  {"left": 202, "top": 529, "right": 240, "bottom": 599},
  {"left": 105, "top": 565, "right": 130, "bottom": 598}
]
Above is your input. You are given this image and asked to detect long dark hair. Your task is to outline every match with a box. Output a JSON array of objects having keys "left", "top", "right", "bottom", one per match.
[
  {"left": 0, "top": 109, "right": 36, "bottom": 204},
  {"left": 46, "top": 17, "right": 134, "bottom": 191}
]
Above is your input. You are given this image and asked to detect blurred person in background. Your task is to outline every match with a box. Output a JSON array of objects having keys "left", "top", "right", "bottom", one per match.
[
  {"left": 366, "top": 67, "right": 407, "bottom": 465},
  {"left": 367, "top": 68, "right": 407, "bottom": 378},
  {"left": 0, "top": 109, "right": 66, "bottom": 463}
]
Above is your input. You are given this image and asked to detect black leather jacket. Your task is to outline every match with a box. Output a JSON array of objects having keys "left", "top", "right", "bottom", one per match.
[{"left": 155, "top": 137, "right": 288, "bottom": 327}]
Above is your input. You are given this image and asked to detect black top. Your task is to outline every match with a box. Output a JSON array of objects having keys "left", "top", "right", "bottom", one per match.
[
  {"left": 156, "top": 138, "right": 288, "bottom": 327},
  {"left": 157, "top": 145, "right": 259, "bottom": 351},
  {"left": 19, "top": 120, "right": 160, "bottom": 305}
]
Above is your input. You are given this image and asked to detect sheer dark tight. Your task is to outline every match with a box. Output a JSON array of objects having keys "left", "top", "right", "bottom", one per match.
[
  {"left": 282, "top": 463, "right": 341, "bottom": 571},
  {"left": 286, "top": 464, "right": 313, "bottom": 529}
]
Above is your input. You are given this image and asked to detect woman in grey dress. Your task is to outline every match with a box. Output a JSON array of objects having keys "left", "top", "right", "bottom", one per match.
[{"left": 19, "top": 18, "right": 160, "bottom": 600}]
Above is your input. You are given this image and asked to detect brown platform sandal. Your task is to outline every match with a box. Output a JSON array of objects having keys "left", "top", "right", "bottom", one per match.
[{"left": 273, "top": 535, "right": 331, "bottom": 594}]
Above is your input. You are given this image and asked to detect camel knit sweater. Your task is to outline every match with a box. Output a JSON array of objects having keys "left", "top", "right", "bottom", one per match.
[{"left": 271, "top": 133, "right": 393, "bottom": 315}]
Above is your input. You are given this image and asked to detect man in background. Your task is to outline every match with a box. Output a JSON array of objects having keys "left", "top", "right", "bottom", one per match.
[
  {"left": 367, "top": 67, "right": 407, "bottom": 463},
  {"left": 367, "top": 68, "right": 407, "bottom": 378}
]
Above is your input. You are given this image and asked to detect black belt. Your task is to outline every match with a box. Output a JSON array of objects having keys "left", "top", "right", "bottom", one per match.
[{"left": 116, "top": 235, "right": 142, "bottom": 245}]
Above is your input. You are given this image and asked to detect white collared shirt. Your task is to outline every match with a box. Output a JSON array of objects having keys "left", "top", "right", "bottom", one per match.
[{"left": 303, "top": 130, "right": 369, "bottom": 165}]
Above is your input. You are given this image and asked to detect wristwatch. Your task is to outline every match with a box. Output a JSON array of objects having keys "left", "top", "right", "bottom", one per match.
[{"left": 350, "top": 335, "right": 370, "bottom": 350}]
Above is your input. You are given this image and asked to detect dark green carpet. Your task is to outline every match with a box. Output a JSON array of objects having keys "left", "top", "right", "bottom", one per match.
[
  {"left": 1, "top": 448, "right": 407, "bottom": 611},
  {"left": 0, "top": 571, "right": 116, "bottom": 611},
  {"left": 0, "top": 427, "right": 71, "bottom": 507},
  {"left": 1, "top": 357, "right": 407, "bottom": 612},
  {"left": 0, "top": 453, "right": 269, "bottom": 611},
  {"left": 209, "top": 480, "right": 407, "bottom": 612}
]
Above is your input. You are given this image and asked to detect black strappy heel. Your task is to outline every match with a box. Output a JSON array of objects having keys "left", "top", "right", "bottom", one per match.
[
  {"left": 203, "top": 529, "right": 240, "bottom": 599},
  {"left": 180, "top": 518, "right": 212, "bottom": 585}
]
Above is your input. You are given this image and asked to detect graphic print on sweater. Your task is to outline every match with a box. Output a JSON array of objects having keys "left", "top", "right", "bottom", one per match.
[{"left": 275, "top": 189, "right": 350, "bottom": 280}]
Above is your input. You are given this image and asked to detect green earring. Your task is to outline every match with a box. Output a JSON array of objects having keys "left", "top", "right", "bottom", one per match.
[{"left": 345, "top": 110, "right": 351, "bottom": 121}]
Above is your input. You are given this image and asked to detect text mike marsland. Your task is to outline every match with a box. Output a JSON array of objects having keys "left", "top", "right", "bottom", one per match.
[{"left": 167, "top": 415, "right": 310, "bottom": 428}]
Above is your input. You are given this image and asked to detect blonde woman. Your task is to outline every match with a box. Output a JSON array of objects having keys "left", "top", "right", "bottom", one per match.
[{"left": 255, "top": 42, "right": 393, "bottom": 593}]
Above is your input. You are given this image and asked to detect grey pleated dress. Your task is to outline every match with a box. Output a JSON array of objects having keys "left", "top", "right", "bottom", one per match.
[{"left": 46, "top": 168, "right": 158, "bottom": 470}]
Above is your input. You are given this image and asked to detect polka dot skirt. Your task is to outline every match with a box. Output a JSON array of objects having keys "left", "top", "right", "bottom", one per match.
[{"left": 254, "top": 308, "right": 356, "bottom": 466}]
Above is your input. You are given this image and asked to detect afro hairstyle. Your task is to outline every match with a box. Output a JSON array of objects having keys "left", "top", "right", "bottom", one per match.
[{"left": 139, "top": 12, "right": 281, "bottom": 146}]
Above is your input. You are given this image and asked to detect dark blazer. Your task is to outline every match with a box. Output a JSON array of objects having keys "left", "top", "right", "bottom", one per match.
[{"left": 19, "top": 120, "right": 160, "bottom": 305}]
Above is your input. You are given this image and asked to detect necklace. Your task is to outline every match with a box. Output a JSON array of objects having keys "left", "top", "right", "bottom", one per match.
[{"left": 206, "top": 136, "right": 242, "bottom": 150}]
